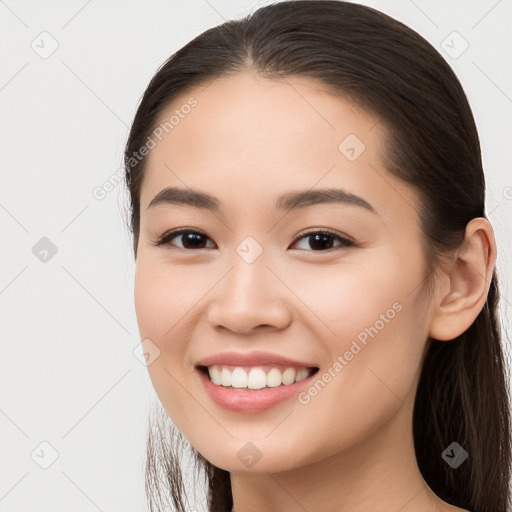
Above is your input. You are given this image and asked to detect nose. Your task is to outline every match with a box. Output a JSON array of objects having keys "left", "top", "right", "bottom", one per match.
[{"left": 206, "top": 249, "right": 292, "bottom": 334}]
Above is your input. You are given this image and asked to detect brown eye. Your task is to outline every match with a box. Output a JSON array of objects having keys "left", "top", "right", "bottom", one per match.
[
  {"left": 291, "top": 230, "right": 354, "bottom": 251},
  {"left": 153, "top": 229, "right": 216, "bottom": 250},
  {"left": 152, "top": 228, "right": 354, "bottom": 252}
]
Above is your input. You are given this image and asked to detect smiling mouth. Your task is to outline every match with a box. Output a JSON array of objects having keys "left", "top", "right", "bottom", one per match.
[{"left": 196, "top": 364, "right": 320, "bottom": 390}]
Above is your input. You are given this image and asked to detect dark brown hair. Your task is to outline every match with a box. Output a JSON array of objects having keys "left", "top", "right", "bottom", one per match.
[{"left": 123, "top": 1, "right": 512, "bottom": 511}]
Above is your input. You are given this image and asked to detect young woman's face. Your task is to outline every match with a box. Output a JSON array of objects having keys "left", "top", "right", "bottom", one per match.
[{"left": 134, "top": 70, "right": 436, "bottom": 472}]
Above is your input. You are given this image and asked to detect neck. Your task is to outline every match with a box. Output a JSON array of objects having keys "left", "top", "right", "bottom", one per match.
[{"left": 230, "top": 403, "right": 457, "bottom": 512}]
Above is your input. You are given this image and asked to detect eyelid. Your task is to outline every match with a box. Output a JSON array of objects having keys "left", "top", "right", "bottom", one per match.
[
  {"left": 292, "top": 227, "right": 355, "bottom": 246},
  {"left": 152, "top": 227, "right": 356, "bottom": 251},
  {"left": 152, "top": 228, "right": 216, "bottom": 249}
]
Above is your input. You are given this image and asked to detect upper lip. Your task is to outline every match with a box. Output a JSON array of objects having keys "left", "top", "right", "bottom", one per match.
[{"left": 195, "top": 350, "right": 319, "bottom": 369}]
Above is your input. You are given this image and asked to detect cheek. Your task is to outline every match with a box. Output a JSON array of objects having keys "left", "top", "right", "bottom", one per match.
[
  {"left": 283, "top": 253, "right": 416, "bottom": 337},
  {"left": 134, "top": 260, "right": 204, "bottom": 337},
  {"left": 289, "top": 250, "right": 427, "bottom": 380},
  {"left": 289, "top": 265, "right": 426, "bottom": 453},
  {"left": 134, "top": 260, "right": 210, "bottom": 391},
  {"left": 134, "top": 262, "right": 201, "bottom": 429}
]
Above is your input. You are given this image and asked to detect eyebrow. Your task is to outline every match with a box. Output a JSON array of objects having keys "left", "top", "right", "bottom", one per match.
[{"left": 147, "top": 186, "right": 377, "bottom": 214}]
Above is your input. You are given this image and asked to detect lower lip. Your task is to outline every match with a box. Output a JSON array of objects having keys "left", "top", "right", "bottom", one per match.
[{"left": 197, "top": 367, "right": 317, "bottom": 413}]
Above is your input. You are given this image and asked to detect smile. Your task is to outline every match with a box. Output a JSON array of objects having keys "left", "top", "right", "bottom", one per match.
[
  {"left": 196, "top": 365, "right": 320, "bottom": 413},
  {"left": 200, "top": 364, "right": 317, "bottom": 389}
]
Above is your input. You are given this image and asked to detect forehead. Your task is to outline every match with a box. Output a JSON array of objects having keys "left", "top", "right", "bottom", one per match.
[
  {"left": 139, "top": 70, "right": 418, "bottom": 222},
  {"left": 149, "top": 70, "right": 376, "bottom": 159}
]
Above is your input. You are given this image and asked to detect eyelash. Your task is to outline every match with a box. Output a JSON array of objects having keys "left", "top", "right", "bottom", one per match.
[{"left": 151, "top": 228, "right": 355, "bottom": 252}]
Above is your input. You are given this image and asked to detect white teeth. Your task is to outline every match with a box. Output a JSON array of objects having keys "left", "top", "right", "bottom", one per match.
[
  {"left": 231, "top": 367, "right": 248, "bottom": 388},
  {"left": 282, "top": 368, "right": 297, "bottom": 385},
  {"left": 266, "top": 368, "right": 282, "bottom": 387},
  {"left": 220, "top": 367, "right": 232, "bottom": 387},
  {"left": 205, "top": 365, "right": 314, "bottom": 389},
  {"left": 295, "top": 368, "right": 310, "bottom": 383},
  {"left": 248, "top": 368, "right": 267, "bottom": 389},
  {"left": 209, "top": 366, "right": 222, "bottom": 385}
]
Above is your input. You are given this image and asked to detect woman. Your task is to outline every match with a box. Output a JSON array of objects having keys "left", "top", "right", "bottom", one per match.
[{"left": 124, "top": 1, "right": 511, "bottom": 511}]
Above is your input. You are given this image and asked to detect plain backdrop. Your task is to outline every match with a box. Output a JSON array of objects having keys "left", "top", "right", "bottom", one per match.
[{"left": 0, "top": 0, "right": 511, "bottom": 510}]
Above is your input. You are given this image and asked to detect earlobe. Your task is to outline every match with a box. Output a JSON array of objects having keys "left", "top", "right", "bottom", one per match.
[{"left": 428, "top": 217, "right": 496, "bottom": 341}]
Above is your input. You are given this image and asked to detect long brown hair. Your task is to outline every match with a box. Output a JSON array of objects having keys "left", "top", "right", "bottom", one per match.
[{"left": 123, "top": 2, "right": 512, "bottom": 511}]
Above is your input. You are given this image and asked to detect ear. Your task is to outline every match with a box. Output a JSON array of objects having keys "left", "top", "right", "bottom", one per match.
[{"left": 428, "top": 217, "right": 497, "bottom": 341}]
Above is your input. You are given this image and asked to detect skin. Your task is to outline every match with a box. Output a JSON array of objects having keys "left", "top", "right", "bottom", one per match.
[{"left": 133, "top": 70, "right": 495, "bottom": 512}]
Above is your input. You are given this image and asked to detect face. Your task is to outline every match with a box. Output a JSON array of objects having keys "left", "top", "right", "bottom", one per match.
[{"left": 134, "top": 70, "right": 435, "bottom": 473}]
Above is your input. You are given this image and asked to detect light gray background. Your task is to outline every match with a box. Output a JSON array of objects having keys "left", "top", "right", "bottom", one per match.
[{"left": 0, "top": 0, "right": 511, "bottom": 510}]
